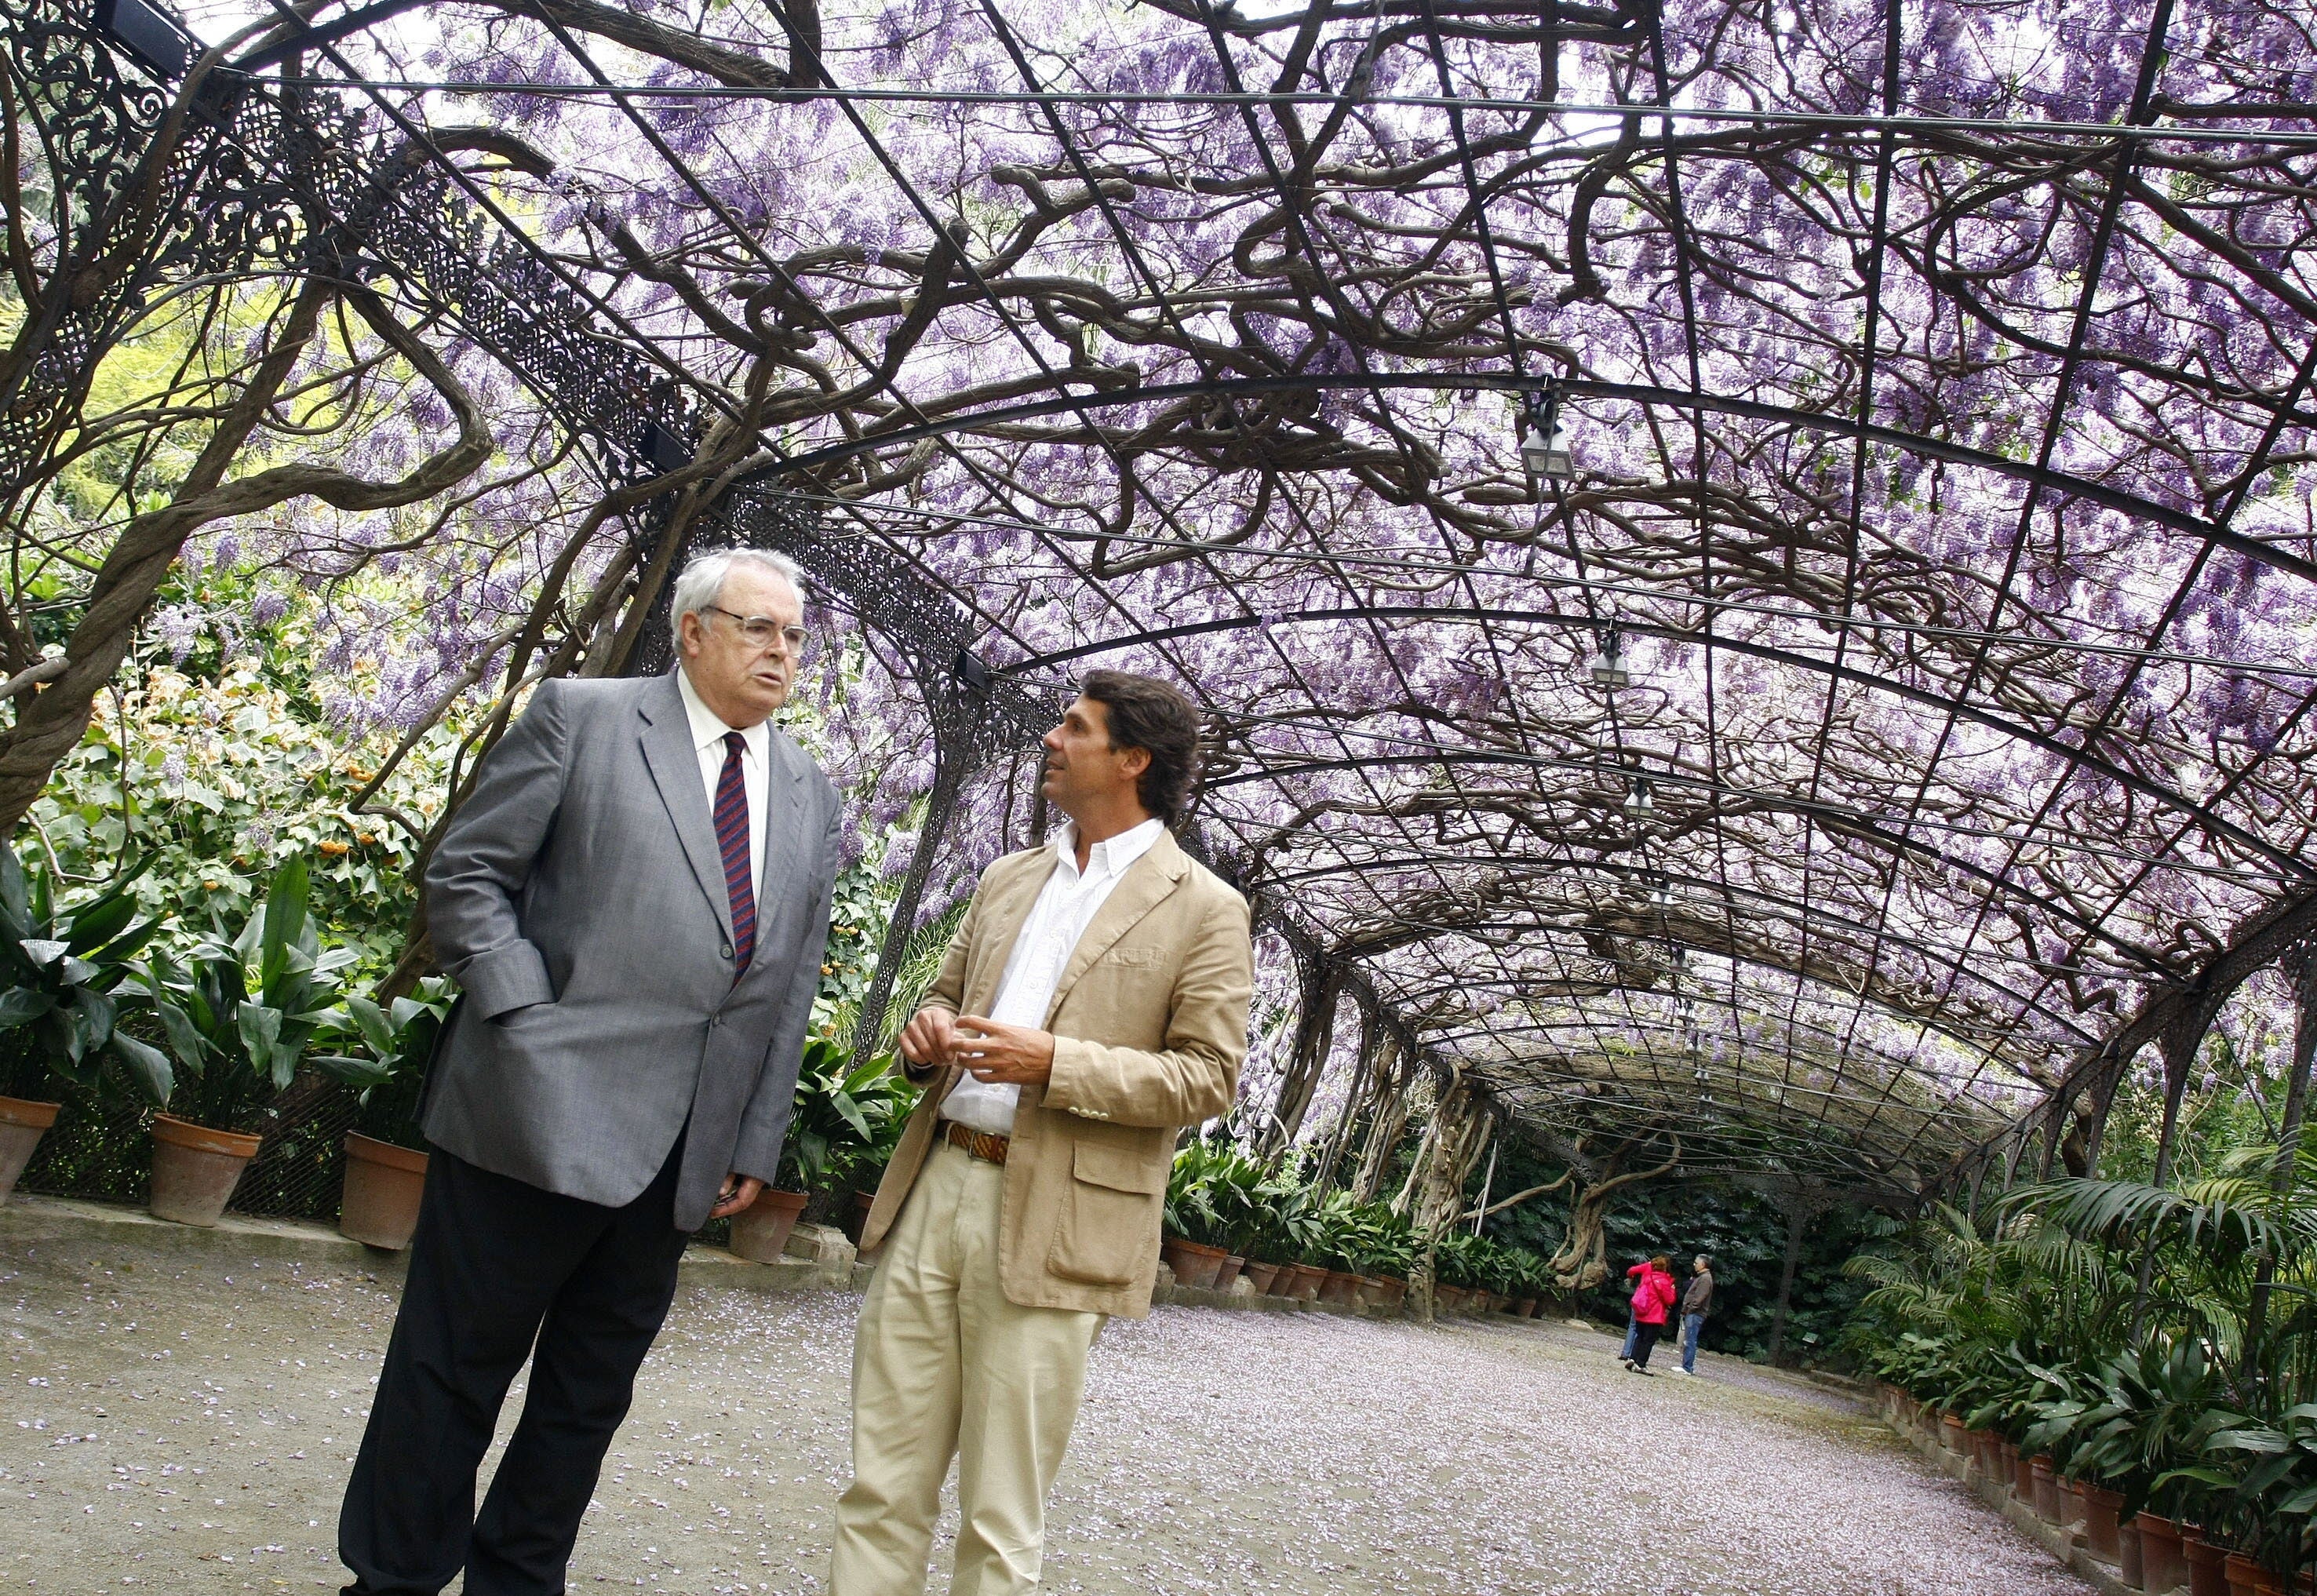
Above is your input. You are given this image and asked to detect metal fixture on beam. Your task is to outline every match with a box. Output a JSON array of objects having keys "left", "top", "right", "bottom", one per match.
[
  {"left": 94, "top": 0, "right": 192, "bottom": 79},
  {"left": 1589, "top": 616, "right": 1630, "bottom": 690},
  {"left": 1518, "top": 388, "right": 1572, "bottom": 479}
]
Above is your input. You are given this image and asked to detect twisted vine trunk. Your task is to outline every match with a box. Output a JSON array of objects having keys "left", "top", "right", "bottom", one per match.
[
  {"left": 1258, "top": 960, "right": 1344, "bottom": 1160},
  {"left": 1348, "top": 1034, "right": 1411, "bottom": 1203},
  {"left": 1544, "top": 1134, "right": 1681, "bottom": 1295},
  {"left": 1403, "top": 1080, "right": 1491, "bottom": 1324}
]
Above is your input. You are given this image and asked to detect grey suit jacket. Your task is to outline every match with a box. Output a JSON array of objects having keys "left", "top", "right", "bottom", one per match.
[{"left": 421, "top": 669, "right": 840, "bottom": 1230}]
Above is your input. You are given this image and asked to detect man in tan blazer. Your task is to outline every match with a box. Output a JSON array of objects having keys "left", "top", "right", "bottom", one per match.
[{"left": 829, "top": 670, "right": 1253, "bottom": 1596}]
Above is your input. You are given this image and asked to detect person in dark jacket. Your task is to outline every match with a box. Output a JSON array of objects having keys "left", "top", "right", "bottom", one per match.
[
  {"left": 1620, "top": 1254, "right": 1678, "bottom": 1374},
  {"left": 1675, "top": 1255, "right": 1714, "bottom": 1376}
]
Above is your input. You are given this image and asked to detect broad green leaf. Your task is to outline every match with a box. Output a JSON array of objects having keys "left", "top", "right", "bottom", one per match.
[
  {"left": 236, "top": 1003, "right": 284, "bottom": 1070},
  {"left": 20, "top": 937, "right": 67, "bottom": 967},
  {"left": 0, "top": 843, "right": 27, "bottom": 930},
  {"left": 148, "top": 996, "right": 209, "bottom": 1073},
  {"left": 344, "top": 995, "right": 395, "bottom": 1057},
  {"left": 259, "top": 855, "right": 311, "bottom": 987},
  {"left": 106, "top": 1032, "right": 174, "bottom": 1106},
  {"left": 71, "top": 986, "right": 116, "bottom": 1049},
  {"left": 0, "top": 986, "right": 56, "bottom": 1026},
  {"left": 831, "top": 1091, "right": 873, "bottom": 1142},
  {"left": 313, "top": 1053, "right": 393, "bottom": 1089}
]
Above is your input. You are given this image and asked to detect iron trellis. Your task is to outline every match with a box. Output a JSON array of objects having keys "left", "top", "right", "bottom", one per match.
[{"left": 17, "top": 0, "right": 2317, "bottom": 1193}]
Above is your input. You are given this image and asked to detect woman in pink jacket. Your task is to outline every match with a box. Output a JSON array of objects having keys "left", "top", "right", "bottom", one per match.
[{"left": 1621, "top": 1255, "right": 1679, "bottom": 1375}]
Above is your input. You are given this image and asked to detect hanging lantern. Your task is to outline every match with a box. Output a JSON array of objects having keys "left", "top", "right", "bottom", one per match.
[
  {"left": 1519, "top": 389, "right": 1573, "bottom": 479},
  {"left": 1623, "top": 774, "right": 1655, "bottom": 817},
  {"left": 1589, "top": 622, "right": 1630, "bottom": 691}
]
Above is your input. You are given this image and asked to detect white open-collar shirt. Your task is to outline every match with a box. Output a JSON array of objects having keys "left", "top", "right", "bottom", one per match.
[
  {"left": 939, "top": 815, "right": 1167, "bottom": 1137},
  {"left": 676, "top": 664, "right": 771, "bottom": 897}
]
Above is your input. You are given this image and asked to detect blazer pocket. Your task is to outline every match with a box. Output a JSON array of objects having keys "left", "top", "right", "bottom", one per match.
[
  {"left": 1047, "top": 1141, "right": 1164, "bottom": 1288},
  {"left": 490, "top": 997, "right": 559, "bottom": 1030}
]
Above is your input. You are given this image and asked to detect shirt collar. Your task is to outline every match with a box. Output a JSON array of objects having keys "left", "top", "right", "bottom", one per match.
[
  {"left": 1053, "top": 816, "right": 1165, "bottom": 881},
  {"left": 676, "top": 665, "right": 771, "bottom": 763}
]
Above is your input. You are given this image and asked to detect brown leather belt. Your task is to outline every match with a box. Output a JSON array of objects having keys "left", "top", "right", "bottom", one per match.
[{"left": 942, "top": 1120, "right": 1011, "bottom": 1166}]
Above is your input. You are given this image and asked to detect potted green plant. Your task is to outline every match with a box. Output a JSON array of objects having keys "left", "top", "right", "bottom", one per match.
[
  {"left": 1311, "top": 1190, "right": 1372, "bottom": 1306},
  {"left": 1434, "top": 1229, "right": 1485, "bottom": 1314},
  {"left": 1351, "top": 1206, "right": 1415, "bottom": 1311},
  {"left": 0, "top": 843, "right": 172, "bottom": 1196},
  {"left": 311, "top": 981, "right": 453, "bottom": 1249},
  {"left": 1162, "top": 1137, "right": 1240, "bottom": 1289},
  {"left": 730, "top": 1037, "right": 913, "bottom": 1263},
  {"left": 132, "top": 856, "right": 357, "bottom": 1224}
]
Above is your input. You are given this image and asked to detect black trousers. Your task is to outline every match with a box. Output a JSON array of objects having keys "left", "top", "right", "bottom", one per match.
[
  {"left": 1630, "top": 1320, "right": 1663, "bottom": 1369},
  {"left": 338, "top": 1139, "right": 690, "bottom": 1595}
]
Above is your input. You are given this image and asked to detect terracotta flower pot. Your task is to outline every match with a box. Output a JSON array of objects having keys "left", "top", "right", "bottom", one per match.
[
  {"left": 843, "top": 1190, "right": 875, "bottom": 1245},
  {"left": 2078, "top": 1480, "right": 2125, "bottom": 1563},
  {"left": 1940, "top": 1413, "right": 1969, "bottom": 1457},
  {"left": 2225, "top": 1553, "right": 2286, "bottom": 1596},
  {"left": 337, "top": 1133, "right": 428, "bottom": 1250},
  {"left": 1316, "top": 1269, "right": 1360, "bottom": 1306},
  {"left": 1357, "top": 1275, "right": 1405, "bottom": 1311},
  {"left": 1514, "top": 1295, "right": 1539, "bottom": 1317},
  {"left": 2182, "top": 1532, "right": 2230, "bottom": 1596},
  {"left": 148, "top": 1113, "right": 261, "bottom": 1226},
  {"left": 1282, "top": 1262, "right": 1328, "bottom": 1302},
  {"left": 727, "top": 1187, "right": 810, "bottom": 1263},
  {"left": 2060, "top": 1475, "right": 2088, "bottom": 1533},
  {"left": 1240, "top": 1259, "right": 1283, "bottom": 1296},
  {"left": 1433, "top": 1284, "right": 1465, "bottom": 1312},
  {"left": 1969, "top": 1429, "right": 1999, "bottom": 1479},
  {"left": 2137, "top": 1514, "right": 2190, "bottom": 1596},
  {"left": 1214, "top": 1255, "right": 1246, "bottom": 1292},
  {"left": 1998, "top": 1439, "right": 2021, "bottom": 1495},
  {"left": 0, "top": 1094, "right": 61, "bottom": 1198},
  {"left": 1160, "top": 1236, "right": 1230, "bottom": 1291},
  {"left": 2013, "top": 1446, "right": 2037, "bottom": 1502},
  {"left": 2118, "top": 1518, "right": 2141, "bottom": 1589},
  {"left": 2029, "top": 1456, "right": 2060, "bottom": 1524}
]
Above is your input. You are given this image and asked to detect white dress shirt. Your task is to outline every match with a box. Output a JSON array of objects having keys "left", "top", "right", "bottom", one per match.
[
  {"left": 940, "top": 816, "right": 1167, "bottom": 1136},
  {"left": 676, "top": 665, "right": 770, "bottom": 896}
]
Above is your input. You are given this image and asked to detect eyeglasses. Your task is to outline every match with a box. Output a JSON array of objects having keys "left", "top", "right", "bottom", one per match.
[{"left": 701, "top": 604, "right": 809, "bottom": 656}]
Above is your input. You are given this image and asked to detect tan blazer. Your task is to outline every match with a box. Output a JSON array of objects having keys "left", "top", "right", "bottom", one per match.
[{"left": 859, "top": 827, "right": 1252, "bottom": 1317}]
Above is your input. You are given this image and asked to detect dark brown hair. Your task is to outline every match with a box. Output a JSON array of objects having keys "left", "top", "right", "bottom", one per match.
[
  {"left": 1079, "top": 669, "right": 1201, "bottom": 826},
  {"left": 1651, "top": 1254, "right": 1673, "bottom": 1271}
]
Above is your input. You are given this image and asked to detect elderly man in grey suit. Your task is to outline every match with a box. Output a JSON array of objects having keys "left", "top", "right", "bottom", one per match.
[{"left": 337, "top": 548, "right": 841, "bottom": 1596}]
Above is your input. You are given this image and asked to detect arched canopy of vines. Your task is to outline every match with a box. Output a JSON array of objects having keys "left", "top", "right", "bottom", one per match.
[{"left": 13, "top": 0, "right": 2317, "bottom": 1203}]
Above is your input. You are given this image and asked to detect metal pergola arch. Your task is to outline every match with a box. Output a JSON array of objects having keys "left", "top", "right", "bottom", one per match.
[{"left": 13, "top": 0, "right": 2317, "bottom": 1204}]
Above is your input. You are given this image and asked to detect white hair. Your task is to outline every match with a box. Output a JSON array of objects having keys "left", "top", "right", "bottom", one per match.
[{"left": 670, "top": 546, "right": 805, "bottom": 625}]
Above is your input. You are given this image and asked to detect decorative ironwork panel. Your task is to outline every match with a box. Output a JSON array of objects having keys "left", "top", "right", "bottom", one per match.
[{"left": 0, "top": 0, "right": 317, "bottom": 503}]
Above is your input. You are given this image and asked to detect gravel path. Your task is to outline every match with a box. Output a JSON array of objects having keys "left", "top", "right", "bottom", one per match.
[{"left": 2, "top": 1214, "right": 2090, "bottom": 1595}]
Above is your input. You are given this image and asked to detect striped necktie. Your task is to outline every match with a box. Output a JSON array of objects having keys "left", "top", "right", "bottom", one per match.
[{"left": 712, "top": 731, "right": 756, "bottom": 971}]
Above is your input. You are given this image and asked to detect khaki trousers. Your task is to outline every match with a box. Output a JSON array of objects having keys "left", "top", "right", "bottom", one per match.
[{"left": 830, "top": 1139, "right": 1105, "bottom": 1596}]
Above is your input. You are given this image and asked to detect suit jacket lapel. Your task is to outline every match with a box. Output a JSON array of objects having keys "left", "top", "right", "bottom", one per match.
[
  {"left": 638, "top": 671, "right": 737, "bottom": 946},
  {"left": 1043, "top": 831, "right": 1188, "bottom": 1025}
]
